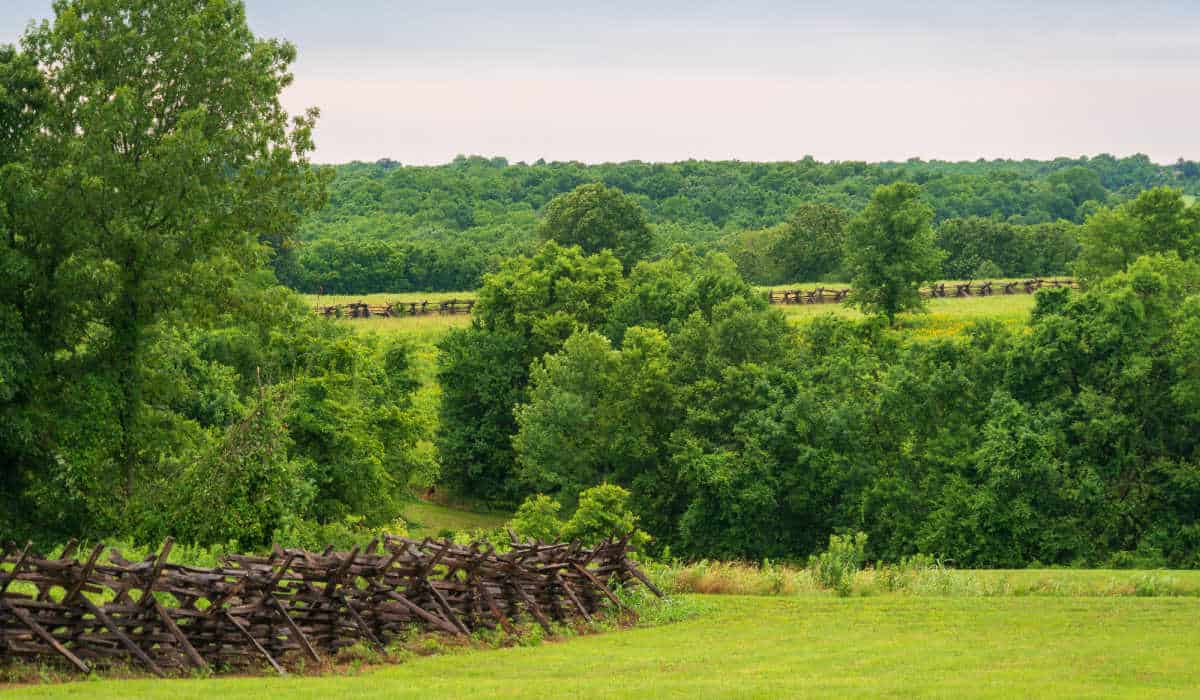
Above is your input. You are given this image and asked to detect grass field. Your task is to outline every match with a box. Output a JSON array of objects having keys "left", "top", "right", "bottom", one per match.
[
  {"left": 400, "top": 499, "right": 510, "bottom": 537},
  {"left": 19, "top": 593, "right": 1200, "bottom": 698},
  {"left": 308, "top": 287, "right": 1039, "bottom": 341}
]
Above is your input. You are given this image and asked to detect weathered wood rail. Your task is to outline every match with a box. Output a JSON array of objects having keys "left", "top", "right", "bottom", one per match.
[
  {"left": 767, "top": 278, "right": 1078, "bottom": 305},
  {"left": 316, "top": 298, "right": 475, "bottom": 318},
  {"left": 0, "top": 534, "right": 658, "bottom": 676},
  {"left": 312, "top": 279, "right": 1079, "bottom": 318}
]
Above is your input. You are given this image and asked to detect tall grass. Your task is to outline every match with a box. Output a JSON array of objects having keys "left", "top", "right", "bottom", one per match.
[{"left": 649, "top": 559, "right": 1200, "bottom": 598}]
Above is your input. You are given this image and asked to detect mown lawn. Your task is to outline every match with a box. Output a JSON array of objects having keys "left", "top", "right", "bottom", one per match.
[{"left": 18, "top": 594, "right": 1200, "bottom": 698}]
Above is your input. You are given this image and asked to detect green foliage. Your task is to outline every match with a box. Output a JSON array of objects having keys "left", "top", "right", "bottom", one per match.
[
  {"left": 514, "top": 328, "right": 673, "bottom": 501},
  {"left": 768, "top": 202, "right": 850, "bottom": 282},
  {"left": 435, "top": 327, "right": 530, "bottom": 503},
  {"left": 810, "top": 532, "right": 868, "bottom": 596},
  {"left": 1075, "top": 187, "right": 1200, "bottom": 282},
  {"left": 844, "top": 182, "right": 945, "bottom": 324},
  {"left": 475, "top": 241, "right": 625, "bottom": 357},
  {"left": 509, "top": 494, "right": 565, "bottom": 542},
  {"left": 437, "top": 242, "right": 625, "bottom": 503},
  {"left": 140, "top": 389, "right": 308, "bottom": 547},
  {"left": 937, "top": 217, "right": 1080, "bottom": 279},
  {"left": 0, "top": 1, "right": 426, "bottom": 548},
  {"left": 285, "top": 333, "right": 422, "bottom": 527},
  {"left": 560, "top": 484, "right": 647, "bottom": 548},
  {"left": 538, "top": 183, "right": 654, "bottom": 270},
  {"left": 286, "top": 154, "right": 1194, "bottom": 293}
]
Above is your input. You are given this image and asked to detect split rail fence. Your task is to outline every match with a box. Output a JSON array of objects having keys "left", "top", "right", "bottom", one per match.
[
  {"left": 316, "top": 298, "right": 474, "bottom": 318},
  {"left": 767, "top": 278, "right": 1078, "bottom": 305},
  {"left": 0, "top": 534, "right": 659, "bottom": 676},
  {"left": 315, "top": 279, "right": 1079, "bottom": 319}
]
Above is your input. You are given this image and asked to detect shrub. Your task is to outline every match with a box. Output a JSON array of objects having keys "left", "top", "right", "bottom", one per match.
[
  {"left": 561, "top": 484, "right": 649, "bottom": 548},
  {"left": 509, "top": 494, "right": 565, "bottom": 542},
  {"left": 810, "top": 532, "right": 868, "bottom": 596}
]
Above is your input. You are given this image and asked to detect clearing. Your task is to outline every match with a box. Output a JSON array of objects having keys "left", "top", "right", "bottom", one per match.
[{"left": 19, "top": 593, "right": 1200, "bottom": 698}]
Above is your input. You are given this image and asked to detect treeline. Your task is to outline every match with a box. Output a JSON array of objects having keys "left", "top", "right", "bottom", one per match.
[
  {"left": 438, "top": 186, "right": 1200, "bottom": 568},
  {"left": 1, "top": 1, "right": 427, "bottom": 548},
  {"left": 280, "top": 154, "right": 1200, "bottom": 293}
]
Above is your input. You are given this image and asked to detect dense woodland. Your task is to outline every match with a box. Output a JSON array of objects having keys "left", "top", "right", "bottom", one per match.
[
  {"left": 279, "top": 154, "right": 1200, "bottom": 293},
  {"left": 4, "top": 0, "right": 1200, "bottom": 570}
]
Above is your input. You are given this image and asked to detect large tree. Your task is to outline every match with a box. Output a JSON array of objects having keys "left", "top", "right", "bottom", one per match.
[
  {"left": 768, "top": 203, "right": 850, "bottom": 282},
  {"left": 538, "top": 183, "right": 653, "bottom": 270},
  {"left": 2, "top": 0, "right": 326, "bottom": 523},
  {"left": 1074, "top": 187, "right": 1199, "bottom": 283},
  {"left": 843, "top": 182, "right": 944, "bottom": 325}
]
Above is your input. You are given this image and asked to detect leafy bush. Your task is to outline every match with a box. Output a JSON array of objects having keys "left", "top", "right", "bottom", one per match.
[
  {"left": 561, "top": 484, "right": 648, "bottom": 548},
  {"left": 810, "top": 532, "right": 868, "bottom": 596},
  {"left": 509, "top": 494, "right": 565, "bottom": 542}
]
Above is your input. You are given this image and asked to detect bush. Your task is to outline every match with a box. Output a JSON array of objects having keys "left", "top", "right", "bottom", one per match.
[
  {"left": 561, "top": 484, "right": 649, "bottom": 548},
  {"left": 810, "top": 532, "right": 868, "bottom": 596},
  {"left": 509, "top": 494, "right": 565, "bottom": 542}
]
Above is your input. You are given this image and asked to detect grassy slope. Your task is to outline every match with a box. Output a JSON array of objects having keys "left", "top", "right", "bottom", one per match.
[
  {"left": 400, "top": 500, "right": 510, "bottom": 537},
  {"left": 23, "top": 594, "right": 1200, "bottom": 698}
]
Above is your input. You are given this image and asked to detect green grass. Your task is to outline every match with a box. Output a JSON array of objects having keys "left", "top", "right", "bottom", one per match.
[
  {"left": 400, "top": 499, "right": 511, "bottom": 537},
  {"left": 19, "top": 594, "right": 1200, "bottom": 698},
  {"left": 775, "top": 293, "right": 1036, "bottom": 339},
  {"left": 1183, "top": 194, "right": 1196, "bottom": 206}
]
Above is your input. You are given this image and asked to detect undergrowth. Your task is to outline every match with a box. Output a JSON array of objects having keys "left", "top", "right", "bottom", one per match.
[{"left": 651, "top": 557, "right": 1200, "bottom": 598}]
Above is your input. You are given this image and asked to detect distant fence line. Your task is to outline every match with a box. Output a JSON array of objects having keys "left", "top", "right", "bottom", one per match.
[
  {"left": 315, "top": 298, "right": 475, "bottom": 318},
  {"left": 313, "top": 279, "right": 1079, "bottom": 319},
  {"left": 0, "top": 534, "right": 658, "bottom": 676},
  {"left": 767, "top": 278, "right": 1078, "bottom": 305}
]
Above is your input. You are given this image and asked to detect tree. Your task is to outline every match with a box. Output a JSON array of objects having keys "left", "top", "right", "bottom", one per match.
[
  {"left": 1, "top": 0, "right": 327, "bottom": 534},
  {"left": 768, "top": 203, "right": 850, "bottom": 282},
  {"left": 1074, "top": 187, "right": 1199, "bottom": 283},
  {"left": 437, "top": 242, "right": 625, "bottom": 503},
  {"left": 843, "top": 182, "right": 944, "bottom": 325},
  {"left": 538, "top": 183, "right": 654, "bottom": 270}
]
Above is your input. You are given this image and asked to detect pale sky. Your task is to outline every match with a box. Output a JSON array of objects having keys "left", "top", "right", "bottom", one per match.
[{"left": 3, "top": 1, "right": 1198, "bottom": 165}]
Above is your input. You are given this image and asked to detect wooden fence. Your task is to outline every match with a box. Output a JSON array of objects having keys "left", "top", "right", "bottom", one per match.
[
  {"left": 313, "top": 279, "right": 1080, "bottom": 318},
  {"left": 0, "top": 534, "right": 658, "bottom": 676},
  {"left": 767, "top": 278, "right": 1078, "bottom": 305},
  {"left": 316, "top": 298, "right": 475, "bottom": 318}
]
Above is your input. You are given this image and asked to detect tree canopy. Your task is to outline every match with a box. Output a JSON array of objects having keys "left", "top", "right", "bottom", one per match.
[
  {"left": 844, "top": 183, "right": 945, "bottom": 325},
  {"left": 0, "top": 0, "right": 422, "bottom": 548},
  {"left": 537, "top": 183, "right": 654, "bottom": 270}
]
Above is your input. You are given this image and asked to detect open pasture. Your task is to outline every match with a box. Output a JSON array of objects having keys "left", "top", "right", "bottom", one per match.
[
  {"left": 16, "top": 592, "right": 1200, "bottom": 698},
  {"left": 308, "top": 285, "right": 1040, "bottom": 342}
]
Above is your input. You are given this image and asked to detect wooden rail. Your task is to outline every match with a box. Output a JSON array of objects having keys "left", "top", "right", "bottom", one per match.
[
  {"left": 767, "top": 278, "right": 1078, "bottom": 305},
  {"left": 311, "top": 279, "right": 1079, "bottom": 318},
  {"left": 0, "top": 534, "right": 658, "bottom": 676},
  {"left": 315, "top": 298, "right": 475, "bottom": 318}
]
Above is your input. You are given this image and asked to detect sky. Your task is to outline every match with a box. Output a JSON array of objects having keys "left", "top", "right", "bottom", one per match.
[{"left": 2, "top": 0, "right": 1198, "bottom": 165}]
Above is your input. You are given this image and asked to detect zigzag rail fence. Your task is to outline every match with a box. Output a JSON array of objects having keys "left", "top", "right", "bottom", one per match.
[
  {"left": 313, "top": 279, "right": 1078, "bottom": 318},
  {"left": 766, "top": 278, "right": 1078, "bottom": 305},
  {"left": 0, "top": 533, "right": 660, "bottom": 677}
]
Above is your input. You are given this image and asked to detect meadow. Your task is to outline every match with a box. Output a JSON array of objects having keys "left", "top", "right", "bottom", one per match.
[
  {"left": 16, "top": 591, "right": 1200, "bottom": 698},
  {"left": 303, "top": 287, "right": 1038, "bottom": 341}
]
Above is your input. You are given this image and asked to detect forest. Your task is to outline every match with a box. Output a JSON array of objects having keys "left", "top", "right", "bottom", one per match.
[
  {"left": 278, "top": 154, "right": 1200, "bottom": 293},
  {"left": 3, "top": 0, "right": 1200, "bottom": 577}
]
